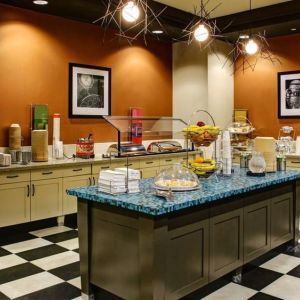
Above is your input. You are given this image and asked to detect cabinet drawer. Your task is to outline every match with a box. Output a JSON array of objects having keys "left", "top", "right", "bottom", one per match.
[
  {"left": 111, "top": 160, "right": 140, "bottom": 170},
  {"left": 31, "top": 168, "right": 63, "bottom": 180},
  {"left": 92, "top": 162, "right": 111, "bottom": 175},
  {"left": 140, "top": 158, "right": 159, "bottom": 169},
  {"left": 160, "top": 157, "right": 177, "bottom": 166},
  {"left": 286, "top": 158, "right": 300, "bottom": 169},
  {"left": 63, "top": 165, "right": 91, "bottom": 177},
  {"left": 0, "top": 171, "right": 30, "bottom": 184}
]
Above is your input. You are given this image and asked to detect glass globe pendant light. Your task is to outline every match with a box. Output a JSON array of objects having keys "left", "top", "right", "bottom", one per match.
[
  {"left": 245, "top": 38, "right": 259, "bottom": 55},
  {"left": 122, "top": 1, "right": 140, "bottom": 23},
  {"left": 194, "top": 24, "right": 210, "bottom": 42}
]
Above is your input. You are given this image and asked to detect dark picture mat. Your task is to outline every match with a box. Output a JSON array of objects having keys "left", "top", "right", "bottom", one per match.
[
  {"left": 69, "top": 63, "right": 111, "bottom": 119},
  {"left": 278, "top": 70, "right": 300, "bottom": 119}
]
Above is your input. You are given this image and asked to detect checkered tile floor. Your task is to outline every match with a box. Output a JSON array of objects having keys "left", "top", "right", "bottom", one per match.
[
  {"left": 0, "top": 226, "right": 81, "bottom": 300},
  {"left": 0, "top": 226, "right": 299, "bottom": 300}
]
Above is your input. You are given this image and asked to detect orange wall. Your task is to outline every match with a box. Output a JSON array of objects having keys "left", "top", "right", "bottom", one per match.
[
  {"left": 0, "top": 4, "right": 172, "bottom": 146},
  {"left": 235, "top": 34, "right": 300, "bottom": 138}
]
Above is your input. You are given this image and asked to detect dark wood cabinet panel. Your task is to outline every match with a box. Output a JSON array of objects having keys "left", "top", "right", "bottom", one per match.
[
  {"left": 209, "top": 209, "right": 243, "bottom": 281},
  {"left": 271, "top": 193, "right": 294, "bottom": 248},
  {"left": 244, "top": 200, "right": 271, "bottom": 263}
]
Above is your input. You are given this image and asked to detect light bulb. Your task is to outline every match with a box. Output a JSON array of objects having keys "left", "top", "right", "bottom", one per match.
[
  {"left": 245, "top": 39, "right": 259, "bottom": 55},
  {"left": 194, "top": 24, "right": 210, "bottom": 42},
  {"left": 122, "top": 1, "right": 140, "bottom": 23}
]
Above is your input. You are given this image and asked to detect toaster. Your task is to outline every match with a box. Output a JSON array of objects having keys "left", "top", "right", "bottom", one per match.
[{"left": 147, "top": 141, "right": 183, "bottom": 153}]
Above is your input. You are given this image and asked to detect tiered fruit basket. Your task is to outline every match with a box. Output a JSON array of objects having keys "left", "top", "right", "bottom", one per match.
[{"left": 182, "top": 110, "right": 221, "bottom": 178}]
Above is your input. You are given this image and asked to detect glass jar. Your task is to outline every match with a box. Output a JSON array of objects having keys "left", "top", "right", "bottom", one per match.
[{"left": 248, "top": 152, "right": 266, "bottom": 174}]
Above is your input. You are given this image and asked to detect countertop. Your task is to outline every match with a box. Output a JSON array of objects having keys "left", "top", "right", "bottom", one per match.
[
  {"left": 0, "top": 151, "right": 193, "bottom": 173},
  {"left": 67, "top": 168, "right": 300, "bottom": 216}
]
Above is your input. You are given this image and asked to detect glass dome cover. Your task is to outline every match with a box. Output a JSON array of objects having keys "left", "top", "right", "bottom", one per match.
[{"left": 154, "top": 163, "right": 200, "bottom": 191}]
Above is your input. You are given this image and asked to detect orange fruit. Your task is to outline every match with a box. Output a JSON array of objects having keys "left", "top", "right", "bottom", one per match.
[{"left": 194, "top": 157, "right": 204, "bottom": 163}]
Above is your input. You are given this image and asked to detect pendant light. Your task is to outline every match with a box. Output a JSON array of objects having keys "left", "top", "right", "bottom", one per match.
[
  {"left": 223, "top": 0, "right": 280, "bottom": 73},
  {"left": 94, "top": 0, "right": 167, "bottom": 45},
  {"left": 181, "top": 0, "right": 223, "bottom": 49}
]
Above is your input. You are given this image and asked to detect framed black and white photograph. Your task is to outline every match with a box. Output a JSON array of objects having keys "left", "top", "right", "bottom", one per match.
[
  {"left": 278, "top": 70, "right": 300, "bottom": 118},
  {"left": 69, "top": 63, "right": 111, "bottom": 118}
]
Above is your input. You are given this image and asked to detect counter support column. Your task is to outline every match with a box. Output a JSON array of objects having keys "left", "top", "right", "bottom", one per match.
[
  {"left": 139, "top": 217, "right": 168, "bottom": 300},
  {"left": 78, "top": 199, "right": 94, "bottom": 299},
  {"left": 294, "top": 181, "right": 300, "bottom": 246}
]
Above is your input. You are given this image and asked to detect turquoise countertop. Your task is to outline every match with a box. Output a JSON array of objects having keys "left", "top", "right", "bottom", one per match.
[{"left": 67, "top": 169, "right": 300, "bottom": 216}]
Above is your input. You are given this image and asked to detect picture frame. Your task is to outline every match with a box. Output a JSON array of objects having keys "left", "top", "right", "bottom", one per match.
[
  {"left": 278, "top": 70, "right": 300, "bottom": 119},
  {"left": 69, "top": 63, "right": 111, "bottom": 118}
]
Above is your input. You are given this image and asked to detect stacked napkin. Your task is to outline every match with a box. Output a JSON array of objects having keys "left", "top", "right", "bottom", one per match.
[
  {"left": 98, "top": 170, "right": 126, "bottom": 194},
  {"left": 115, "top": 168, "right": 141, "bottom": 194}
]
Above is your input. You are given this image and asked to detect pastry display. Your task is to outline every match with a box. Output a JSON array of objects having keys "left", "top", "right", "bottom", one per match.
[
  {"left": 183, "top": 122, "right": 220, "bottom": 147},
  {"left": 154, "top": 163, "right": 200, "bottom": 192}
]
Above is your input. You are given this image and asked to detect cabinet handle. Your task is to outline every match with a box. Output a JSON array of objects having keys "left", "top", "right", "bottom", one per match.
[
  {"left": 165, "top": 159, "right": 172, "bottom": 162},
  {"left": 125, "top": 164, "right": 133, "bottom": 167},
  {"left": 32, "top": 184, "right": 35, "bottom": 197},
  {"left": 146, "top": 161, "right": 154, "bottom": 165},
  {"left": 89, "top": 177, "right": 92, "bottom": 186},
  {"left": 101, "top": 166, "right": 110, "bottom": 170},
  {"left": 93, "top": 177, "right": 96, "bottom": 185},
  {"left": 72, "top": 168, "right": 83, "bottom": 172},
  {"left": 27, "top": 185, "right": 30, "bottom": 197},
  {"left": 42, "top": 171, "right": 53, "bottom": 175},
  {"left": 6, "top": 175, "right": 19, "bottom": 179},
  {"left": 291, "top": 161, "right": 300, "bottom": 164}
]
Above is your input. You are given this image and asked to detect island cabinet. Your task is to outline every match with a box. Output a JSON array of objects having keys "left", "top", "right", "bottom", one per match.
[{"left": 74, "top": 177, "right": 299, "bottom": 300}]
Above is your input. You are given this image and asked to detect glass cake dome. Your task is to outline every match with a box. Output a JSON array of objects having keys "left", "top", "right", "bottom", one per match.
[{"left": 154, "top": 163, "right": 200, "bottom": 191}]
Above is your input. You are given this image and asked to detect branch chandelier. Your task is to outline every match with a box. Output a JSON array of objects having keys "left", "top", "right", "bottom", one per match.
[
  {"left": 94, "top": 0, "right": 167, "bottom": 45},
  {"left": 224, "top": 0, "right": 281, "bottom": 73},
  {"left": 94, "top": 0, "right": 280, "bottom": 72}
]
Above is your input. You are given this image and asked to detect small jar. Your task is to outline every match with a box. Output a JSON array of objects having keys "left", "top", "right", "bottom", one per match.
[
  {"left": 240, "top": 153, "right": 250, "bottom": 168},
  {"left": 248, "top": 152, "right": 266, "bottom": 174},
  {"left": 276, "top": 156, "right": 286, "bottom": 172}
]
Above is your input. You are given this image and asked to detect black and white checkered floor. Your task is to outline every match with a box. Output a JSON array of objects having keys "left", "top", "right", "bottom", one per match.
[{"left": 0, "top": 226, "right": 299, "bottom": 300}]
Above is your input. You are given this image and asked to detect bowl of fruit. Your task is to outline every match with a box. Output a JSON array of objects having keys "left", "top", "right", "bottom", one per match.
[
  {"left": 183, "top": 121, "right": 220, "bottom": 147},
  {"left": 187, "top": 157, "right": 219, "bottom": 178}
]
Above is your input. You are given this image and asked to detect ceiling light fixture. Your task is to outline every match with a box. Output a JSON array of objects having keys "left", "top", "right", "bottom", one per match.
[
  {"left": 94, "top": 0, "right": 167, "bottom": 45},
  {"left": 152, "top": 30, "right": 163, "bottom": 34},
  {"left": 33, "top": 0, "right": 48, "bottom": 5},
  {"left": 239, "top": 34, "right": 250, "bottom": 39},
  {"left": 122, "top": 1, "right": 140, "bottom": 23},
  {"left": 291, "top": 28, "right": 297, "bottom": 32}
]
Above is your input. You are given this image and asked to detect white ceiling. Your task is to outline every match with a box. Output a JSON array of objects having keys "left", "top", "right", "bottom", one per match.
[{"left": 154, "top": 0, "right": 291, "bottom": 18}]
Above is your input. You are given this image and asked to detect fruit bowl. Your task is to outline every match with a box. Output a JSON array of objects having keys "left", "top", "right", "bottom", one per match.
[
  {"left": 183, "top": 125, "right": 220, "bottom": 147},
  {"left": 186, "top": 157, "right": 219, "bottom": 178}
]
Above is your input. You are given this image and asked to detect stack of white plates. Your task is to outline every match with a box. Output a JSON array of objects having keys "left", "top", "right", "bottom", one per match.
[
  {"left": 98, "top": 170, "right": 126, "bottom": 194},
  {"left": 115, "top": 168, "right": 141, "bottom": 194}
]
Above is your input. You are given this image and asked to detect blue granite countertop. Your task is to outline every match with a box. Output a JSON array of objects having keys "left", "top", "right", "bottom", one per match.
[{"left": 66, "top": 169, "right": 300, "bottom": 216}]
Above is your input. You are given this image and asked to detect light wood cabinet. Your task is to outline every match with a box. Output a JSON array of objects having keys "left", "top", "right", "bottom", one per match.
[
  {"left": 0, "top": 182, "right": 30, "bottom": 227},
  {"left": 63, "top": 175, "right": 91, "bottom": 215},
  {"left": 31, "top": 178, "right": 63, "bottom": 221},
  {"left": 141, "top": 167, "right": 159, "bottom": 179}
]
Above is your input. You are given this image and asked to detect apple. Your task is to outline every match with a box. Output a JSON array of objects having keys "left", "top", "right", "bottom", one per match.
[{"left": 197, "top": 121, "right": 206, "bottom": 127}]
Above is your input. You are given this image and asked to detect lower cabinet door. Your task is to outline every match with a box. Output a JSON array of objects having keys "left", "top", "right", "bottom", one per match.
[
  {"left": 166, "top": 220, "right": 209, "bottom": 299},
  {"left": 271, "top": 193, "right": 294, "bottom": 248},
  {"left": 244, "top": 200, "right": 271, "bottom": 263},
  {"left": 63, "top": 175, "right": 91, "bottom": 215},
  {"left": 209, "top": 208, "right": 243, "bottom": 281},
  {"left": 0, "top": 182, "right": 30, "bottom": 227},
  {"left": 141, "top": 167, "right": 159, "bottom": 179},
  {"left": 31, "top": 178, "right": 63, "bottom": 221}
]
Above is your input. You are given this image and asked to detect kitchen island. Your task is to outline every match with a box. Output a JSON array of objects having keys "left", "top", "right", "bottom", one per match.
[{"left": 67, "top": 169, "right": 300, "bottom": 300}]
